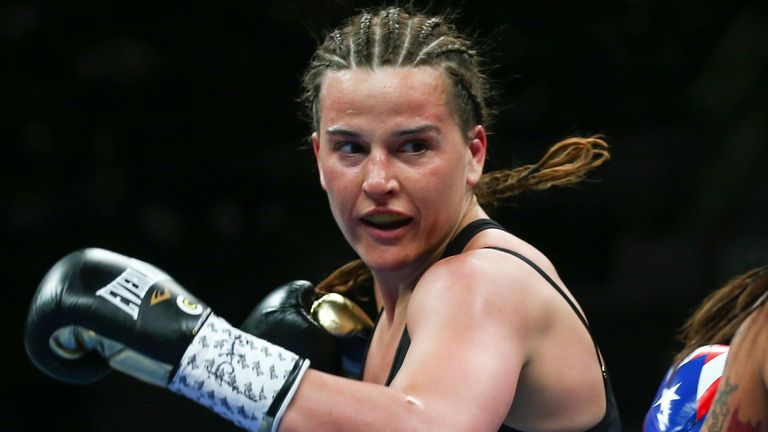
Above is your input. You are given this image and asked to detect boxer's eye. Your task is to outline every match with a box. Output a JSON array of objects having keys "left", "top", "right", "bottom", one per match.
[
  {"left": 335, "top": 142, "right": 365, "bottom": 155},
  {"left": 400, "top": 141, "right": 427, "bottom": 154}
]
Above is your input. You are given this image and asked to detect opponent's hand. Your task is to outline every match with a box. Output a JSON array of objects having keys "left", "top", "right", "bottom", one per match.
[
  {"left": 25, "top": 248, "right": 309, "bottom": 431},
  {"left": 644, "top": 344, "right": 729, "bottom": 432},
  {"left": 241, "top": 280, "right": 374, "bottom": 378}
]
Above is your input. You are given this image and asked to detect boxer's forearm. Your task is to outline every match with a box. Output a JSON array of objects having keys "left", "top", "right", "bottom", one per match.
[{"left": 280, "top": 370, "right": 430, "bottom": 432}]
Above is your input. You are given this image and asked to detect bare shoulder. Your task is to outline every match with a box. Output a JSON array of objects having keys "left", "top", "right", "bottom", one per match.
[
  {"left": 421, "top": 246, "right": 543, "bottom": 295},
  {"left": 467, "top": 227, "right": 563, "bottom": 283},
  {"left": 406, "top": 225, "right": 578, "bottom": 342},
  {"left": 408, "top": 245, "right": 549, "bottom": 331}
]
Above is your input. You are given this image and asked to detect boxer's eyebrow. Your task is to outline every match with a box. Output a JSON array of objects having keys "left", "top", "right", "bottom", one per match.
[
  {"left": 391, "top": 124, "right": 439, "bottom": 138},
  {"left": 326, "top": 127, "right": 362, "bottom": 138},
  {"left": 326, "top": 124, "right": 439, "bottom": 138}
]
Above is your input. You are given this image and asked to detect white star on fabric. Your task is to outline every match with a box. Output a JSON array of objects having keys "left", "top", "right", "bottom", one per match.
[{"left": 653, "top": 382, "right": 681, "bottom": 431}]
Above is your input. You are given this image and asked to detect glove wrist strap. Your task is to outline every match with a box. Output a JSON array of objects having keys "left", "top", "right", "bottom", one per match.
[{"left": 169, "top": 314, "right": 309, "bottom": 431}]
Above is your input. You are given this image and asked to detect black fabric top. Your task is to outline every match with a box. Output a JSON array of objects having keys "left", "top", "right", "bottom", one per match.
[{"left": 361, "top": 219, "right": 621, "bottom": 431}]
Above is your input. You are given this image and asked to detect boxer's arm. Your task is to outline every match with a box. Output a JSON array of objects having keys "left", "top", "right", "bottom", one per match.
[
  {"left": 279, "top": 252, "right": 530, "bottom": 431},
  {"left": 29, "top": 249, "right": 526, "bottom": 431},
  {"left": 25, "top": 248, "right": 309, "bottom": 432}
]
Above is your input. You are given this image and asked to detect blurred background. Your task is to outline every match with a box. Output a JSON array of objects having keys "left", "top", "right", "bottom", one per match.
[{"left": 4, "top": 0, "right": 767, "bottom": 430}]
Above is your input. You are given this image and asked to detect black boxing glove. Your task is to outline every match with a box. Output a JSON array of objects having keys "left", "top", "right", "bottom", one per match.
[
  {"left": 25, "top": 248, "right": 213, "bottom": 385},
  {"left": 25, "top": 248, "right": 309, "bottom": 432},
  {"left": 241, "top": 280, "right": 374, "bottom": 379}
]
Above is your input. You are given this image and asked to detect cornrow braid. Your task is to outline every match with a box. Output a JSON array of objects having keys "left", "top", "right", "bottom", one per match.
[
  {"left": 353, "top": 13, "right": 372, "bottom": 66},
  {"left": 301, "top": 9, "right": 490, "bottom": 132},
  {"left": 329, "top": 30, "right": 345, "bottom": 53},
  {"left": 443, "top": 63, "right": 486, "bottom": 129},
  {"left": 418, "top": 17, "right": 442, "bottom": 44},
  {"left": 384, "top": 7, "right": 400, "bottom": 63},
  {"left": 415, "top": 42, "right": 474, "bottom": 62}
]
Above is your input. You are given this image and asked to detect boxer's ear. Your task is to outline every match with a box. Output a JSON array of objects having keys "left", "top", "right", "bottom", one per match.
[{"left": 312, "top": 132, "right": 327, "bottom": 191}]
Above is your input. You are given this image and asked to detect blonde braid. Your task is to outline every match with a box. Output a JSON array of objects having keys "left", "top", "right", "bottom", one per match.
[{"left": 475, "top": 136, "right": 610, "bottom": 205}]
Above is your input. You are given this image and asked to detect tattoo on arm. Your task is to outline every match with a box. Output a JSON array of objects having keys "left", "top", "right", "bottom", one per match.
[
  {"left": 706, "top": 378, "right": 738, "bottom": 432},
  {"left": 706, "top": 378, "right": 763, "bottom": 432}
]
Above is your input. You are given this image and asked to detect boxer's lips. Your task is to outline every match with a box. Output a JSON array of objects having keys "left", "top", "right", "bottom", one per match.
[{"left": 360, "top": 213, "right": 412, "bottom": 230}]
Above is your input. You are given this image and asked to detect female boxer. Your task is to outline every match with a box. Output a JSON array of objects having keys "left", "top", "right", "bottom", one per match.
[
  {"left": 274, "top": 7, "right": 621, "bottom": 431},
  {"left": 25, "top": 6, "right": 620, "bottom": 432}
]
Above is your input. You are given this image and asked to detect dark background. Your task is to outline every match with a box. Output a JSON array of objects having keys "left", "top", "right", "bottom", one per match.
[{"left": 4, "top": 0, "right": 767, "bottom": 430}]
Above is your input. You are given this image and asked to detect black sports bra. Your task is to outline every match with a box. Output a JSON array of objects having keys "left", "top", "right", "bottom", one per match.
[{"left": 360, "top": 219, "right": 621, "bottom": 431}]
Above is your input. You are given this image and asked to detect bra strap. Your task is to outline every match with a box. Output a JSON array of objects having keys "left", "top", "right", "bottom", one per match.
[{"left": 442, "top": 219, "right": 505, "bottom": 259}]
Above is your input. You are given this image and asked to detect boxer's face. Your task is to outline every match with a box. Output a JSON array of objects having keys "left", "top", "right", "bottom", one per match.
[{"left": 312, "top": 66, "right": 486, "bottom": 275}]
